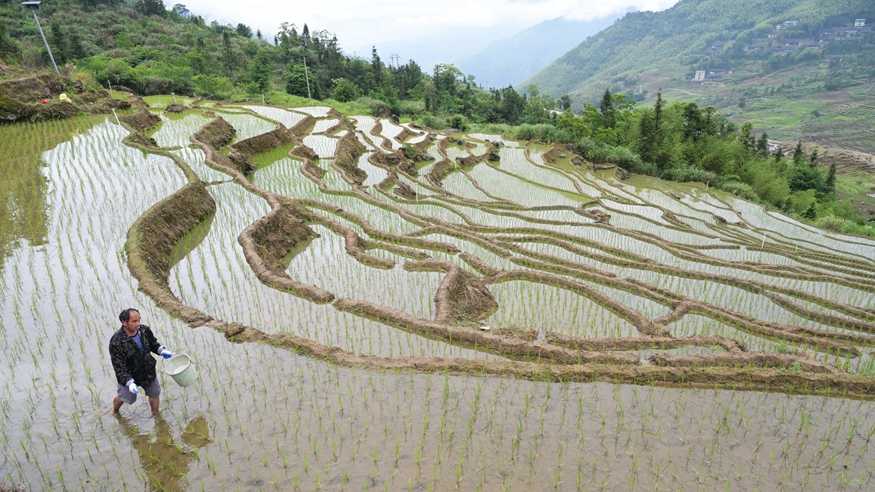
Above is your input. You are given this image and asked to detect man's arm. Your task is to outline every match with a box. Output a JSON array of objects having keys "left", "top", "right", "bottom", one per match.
[
  {"left": 109, "top": 339, "right": 132, "bottom": 386},
  {"left": 143, "top": 326, "right": 163, "bottom": 355}
]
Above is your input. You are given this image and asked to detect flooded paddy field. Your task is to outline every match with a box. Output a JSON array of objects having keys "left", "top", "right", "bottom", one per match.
[{"left": 1, "top": 101, "right": 874, "bottom": 490}]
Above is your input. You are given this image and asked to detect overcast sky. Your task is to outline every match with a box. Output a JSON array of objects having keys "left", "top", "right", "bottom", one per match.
[{"left": 179, "top": 0, "right": 679, "bottom": 55}]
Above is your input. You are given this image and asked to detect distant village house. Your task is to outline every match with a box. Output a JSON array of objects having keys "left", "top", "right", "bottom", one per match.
[{"left": 855, "top": 19, "right": 866, "bottom": 28}]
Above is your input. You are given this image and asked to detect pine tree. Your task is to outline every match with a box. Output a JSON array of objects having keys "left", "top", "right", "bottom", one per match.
[
  {"left": 654, "top": 91, "right": 663, "bottom": 133},
  {"left": 774, "top": 147, "right": 784, "bottom": 162},
  {"left": 371, "top": 46, "right": 383, "bottom": 87},
  {"left": 824, "top": 162, "right": 836, "bottom": 194},
  {"left": 559, "top": 95, "right": 571, "bottom": 111},
  {"left": 756, "top": 133, "right": 769, "bottom": 157},
  {"left": 793, "top": 140, "right": 804, "bottom": 164},
  {"left": 638, "top": 110, "right": 657, "bottom": 164},
  {"left": 222, "top": 30, "right": 234, "bottom": 76},
  {"left": 740, "top": 123, "right": 754, "bottom": 150},
  {"left": 810, "top": 149, "right": 819, "bottom": 165},
  {"left": 599, "top": 88, "right": 615, "bottom": 128},
  {"left": 301, "top": 24, "right": 310, "bottom": 46}
]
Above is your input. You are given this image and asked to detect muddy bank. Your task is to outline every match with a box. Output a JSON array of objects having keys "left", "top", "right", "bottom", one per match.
[
  {"left": 0, "top": 73, "right": 130, "bottom": 123},
  {"left": 334, "top": 130, "right": 367, "bottom": 184},
  {"left": 404, "top": 259, "right": 497, "bottom": 324},
  {"left": 118, "top": 111, "right": 875, "bottom": 399},
  {"left": 238, "top": 204, "right": 335, "bottom": 303},
  {"left": 120, "top": 109, "right": 161, "bottom": 132},
  {"left": 126, "top": 183, "right": 216, "bottom": 325},
  {"left": 371, "top": 150, "right": 417, "bottom": 176},
  {"left": 194, "top": 117, "right": 236, "bottom": 148},
  {"left": 227, "top": 126, "right": 297, "bottom": 174},
  {"left": 230, "top": 127, "right": 295, "bottom": 157},
  {"left": 333, "top": 298, "right": 638, "bottom": 366}
]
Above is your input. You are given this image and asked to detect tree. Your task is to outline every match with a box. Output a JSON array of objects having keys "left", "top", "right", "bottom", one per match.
[
  {"left": 740, "top": 123, "right": 755, "bottom": 150},
  {"left": 0, "top": 20, "right": 19, "bottom": 60},
  {"left": 599, "top": 88, "right": 615, "bottom": 128},
  {"left": 170, "top": 4, "right": 190, "bottom": 18},
  {"left": 559, "top": 95, "right": 571, "bottom": 111},
  {"left": 774, "top": 146, "right": 784, "bottom": 162},
  {"left": 50, "top": 23, "right": 67, "bottom": 64},
  {"left": 756, "top": 133, "right": 769, "bottom": 157},
  {"left": 331, "top": 78, "right": 360, "bottom": 102},
  {"left": 68, "top": 31, "right": 86, "bottom": 60},
  {"left": 236, "top": 24, "right": 252, "bottom": 38},
  {"left": 653, "top": 91, "right": 664, "bottom": 133},
  {"left": 249, "top": 50, "right": 271, "bottom": 94},
  {"left": 638, "top": 110, "right": 657, "bottom": 163},
  {"left": 285, "top": 63, "right": 309, "bottom": 97},
  {"left": 789, "top": 162, "right": 823, "bottom": 191},
  {"left": 135, "top": 0, "right": 166, "bottom": 16},
  {"left": 497, "top": 86, "right": 525, "bottom": 124},
  {"left": 824, "top": 162, "right": 836, "bottom": 194},
  {"left": 683, "top": 103, "right": 705, "bottom": 141},
  {"left": 371, "top": 46, "right": 383, "bottom": 87},
  {"left": 301, "top": 24, "right": 310, "bottom": 46},
  {"left": 793, "top": 140, "right": 804, "bottom": 164},
  {"left": 222, "top": 30, "right": 234, "bottom": 76},
  {"left": 810, "top": 149, "right": 819, "bottom": 165}
]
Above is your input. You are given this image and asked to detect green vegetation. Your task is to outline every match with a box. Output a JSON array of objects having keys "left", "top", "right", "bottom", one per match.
[
  {"left": 1, "top": 0, "right": 872, "bottom": 236},
  {"left": 528, "top": 0, "right": 875, "bottom": 152},
  {"left": 479, "top": 91, "right": 874, "bottom": 238}
]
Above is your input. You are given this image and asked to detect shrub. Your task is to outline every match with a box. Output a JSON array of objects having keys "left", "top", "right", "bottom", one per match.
[
  {"left": 330, "top": 78, "right": 360, "bottom": 102},
  {"left": 814, "top": 214, "right": 848, "bottom": 232},
  {"left": 719, "top": 181, "right": 758, "bottom": 201},
  {"left": 512, "top": 124, "right": 573, "bottom": 144},
  {"left": 662, "top": 166, "right": 717, "bottom": 184}
]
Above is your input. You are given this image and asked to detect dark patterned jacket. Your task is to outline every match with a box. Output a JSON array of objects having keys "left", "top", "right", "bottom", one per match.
[{"left": 109, "top": 325, "right": 162, "bottom": 386}]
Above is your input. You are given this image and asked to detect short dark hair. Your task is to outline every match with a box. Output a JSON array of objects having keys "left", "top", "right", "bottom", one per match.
[{"left": 119, "top": 308, "right": 140, "bottom": 323}]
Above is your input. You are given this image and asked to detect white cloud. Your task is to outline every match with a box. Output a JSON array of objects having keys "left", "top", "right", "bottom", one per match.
[{"left": 177, "top": 0, "right": 679, "bottom": 51}]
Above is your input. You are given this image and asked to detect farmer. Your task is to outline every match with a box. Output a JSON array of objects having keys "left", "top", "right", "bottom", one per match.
[{"left": 109, "top": 308, "right": 174, "bottom": 416}]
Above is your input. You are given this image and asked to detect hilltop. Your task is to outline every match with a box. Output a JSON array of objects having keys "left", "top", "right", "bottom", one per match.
[{"left": 528, "top": 0, "right": 875, "bottom": 153}]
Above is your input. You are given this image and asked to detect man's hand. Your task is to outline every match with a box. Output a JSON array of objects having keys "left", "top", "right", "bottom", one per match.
[
  {"left": 159, "top": 348, "right": 174, "bottom": 360},
  {"left": 127, "top": 379, "right": 139, "bottom": 395}
]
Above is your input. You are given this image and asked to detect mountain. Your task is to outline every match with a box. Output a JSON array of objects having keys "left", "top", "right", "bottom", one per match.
[
  {"left": 528, "top": 0, "right": 875, "bottom": 152},
  {"left": 362, "top": 23, "right": 519, "bottom": 74},
  {"left": 458, "top": 15, "right": 621, "bottom": 89}
]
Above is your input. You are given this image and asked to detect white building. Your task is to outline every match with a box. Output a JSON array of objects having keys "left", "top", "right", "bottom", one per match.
[
  {"left": 855, "top": 19, "right": 866, "bottom": 28},
  {"left": 693, "top": 70, "right": 706, "bottom": 82}
]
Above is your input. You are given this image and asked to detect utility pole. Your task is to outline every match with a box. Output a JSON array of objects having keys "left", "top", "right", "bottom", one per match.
[
  {"left": 22, "top": 1, "right": 60, "bottom": 76},
  {"left": 302, "top": 55, "right": 311, "bottom": 99},
  {"left": 301, "top": 38, "right": 311, "bottom": 99}
]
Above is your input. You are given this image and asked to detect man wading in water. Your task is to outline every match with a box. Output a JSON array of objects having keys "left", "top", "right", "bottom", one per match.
[{"left": 110, "top": 308, "right": 174, "bottom": 416}]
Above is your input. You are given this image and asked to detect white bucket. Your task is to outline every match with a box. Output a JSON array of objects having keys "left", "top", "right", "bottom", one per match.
[{"left": 163, "top": 353, "right": 196, "bottom": 387}]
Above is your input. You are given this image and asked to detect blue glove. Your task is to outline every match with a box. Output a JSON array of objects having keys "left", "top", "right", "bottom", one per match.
[
  {"left": 127, "top": 380, "right": 139, "bottom": 395},
  {"left": 159, "top": 348, "right": 174, "bottom": 360}
]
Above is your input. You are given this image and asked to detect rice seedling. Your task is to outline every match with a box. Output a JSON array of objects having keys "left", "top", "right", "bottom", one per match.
[{"left": 1, "top": 105, "right": 874, "bottom": 491}]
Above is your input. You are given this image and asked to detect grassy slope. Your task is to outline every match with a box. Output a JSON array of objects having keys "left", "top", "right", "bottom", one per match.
[{"left": 528, "top": 0, "right": 875, "bottom": 152}]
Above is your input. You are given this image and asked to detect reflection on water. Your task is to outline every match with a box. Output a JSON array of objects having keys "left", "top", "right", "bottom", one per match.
[
  {"left": 0, "top": 116, "right": 103, "bottom": 270},
  {"left": 116, "top": 415, "right": 211, "bottom": 491}
]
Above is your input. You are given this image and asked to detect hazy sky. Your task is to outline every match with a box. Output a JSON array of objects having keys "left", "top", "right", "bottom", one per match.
[{"left": 179, "top": 0, "right": 679, "bottom": 54}]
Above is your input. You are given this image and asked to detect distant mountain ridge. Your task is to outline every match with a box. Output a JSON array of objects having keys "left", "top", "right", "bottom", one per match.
[
  {"left": 458, "top": 14, "right": 621, "bottom": 89},
  {"left": 528, "top": 0, "right": 875, "bottom": 152}
]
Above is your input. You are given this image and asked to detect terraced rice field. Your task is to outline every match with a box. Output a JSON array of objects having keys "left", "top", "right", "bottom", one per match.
[{"left": 1, "top": 101, "right": 874, "bottom": 490}]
